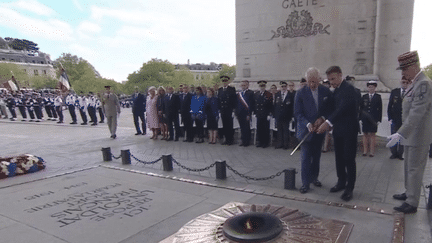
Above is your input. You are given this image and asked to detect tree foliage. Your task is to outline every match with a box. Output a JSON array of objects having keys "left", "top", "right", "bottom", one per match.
[
  {"left": 4, "top": 37, "right": 39, "bottom": 52},
  {"left": 424, "top": 63, "right": 432, "bottom": 80}
]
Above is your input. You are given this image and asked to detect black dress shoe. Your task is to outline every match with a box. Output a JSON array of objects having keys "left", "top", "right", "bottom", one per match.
[
  {"left": 243, "top": 143, "right": 249, "bottom": 147},
  {"left": 135, "top": 132, "right": 142, "bottom": 135},
  {"left": 239, "top": 143, "right": 244, "bottom": 146},
  {"left": 174, "top": 138, "right": 179, "bottom": 141},
  {"left": 81, "top": 122, "right": 87, "bottom": 125},
  {"left": 256, "top": 143, "right": 262, "bottom": 147},
  {"left": 312, "top": 180, "right": 322, "bottom": 187},
  {"left": 390, "top": 154, "right": 398, "bottom": 159},
  {"left": 394, "top": 202, "right": 417, "bottom": 214},
  {"left": 392, "top": 193, "right": 407, "bottom": 201},
  {"left": 99, "top": 121, "right": 104, "bottom": 123},
  {"left": 330, "top": 183, "right": 345, "bottom": 193},
  {"left": 275, "top": 145, "right": 282, "bottom": 149},
  {"left": 398, "top": 156, "right": 404, "bottom": 160},
  {"left": 299, "top": 185, "right": 310, "bottom": 194},
  {"left": 70, "top": 121, "right": 77, "bottom": 124},
  {"left": 166, "top": 138, "right": 173, "bottom": 141},
  {"left": 341, "top": 190, "right": 353, "bottom": 202}
]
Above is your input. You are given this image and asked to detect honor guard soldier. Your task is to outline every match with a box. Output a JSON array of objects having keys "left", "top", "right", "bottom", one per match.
[
  {"left": 33, "top": 93, "right": 43, "bottom": 122},
  {"left": 87, "top": 92, "right": 98, "bottom": 126},
  {"left": 274, "top": 81, "right": 294, "bottom": 149},
  {"left": 26, "top": 94, "right": 35, "bottom": 122},
  {"left": 54, "top": 91, "right": 64, "bottom": 123},
  {"left": 78, "top": 92, "right": 88, "bottom": 125},
  {"left": 0, "top": 94, "right": 8, "bottom": 119},
  {"left": 254, "top": 80, "right": 273, "bottom": 148},
  {"left": 49, "top": 93, "right": 58, "bottom": 121},
  {"left": 6, "top": 94, "right": 17, "bottom": 121},
  {"left": 96, "top": 95, "right": 104, "bottom": 123},
  {"left": 218, "top": 76, "right": 237, "bottom": 145},
  {"left": 17, "top": 93, "right": 27, "bottom": 121},
  {"left": 43, "top": 92, "right": 53, "bottom": 120},
  {"left": 66, "top": 92, "right": 78, "bottom": 124}
]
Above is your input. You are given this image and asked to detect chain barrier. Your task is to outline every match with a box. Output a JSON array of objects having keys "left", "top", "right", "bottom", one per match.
[
  {"left": 171, "top": 157, "right": 216, "bottom": 172},
  {"left": 107, "top": 149, "right": 285, "bottom": 181},
  {"left": 225, "top": 163, "right": 286, "bottom": 181},
  {"left": 110, "top": 152, "right": 122, "bottom": 160},
  {"left": 130, "top": 154, "right": 162, "bottom": 165}
]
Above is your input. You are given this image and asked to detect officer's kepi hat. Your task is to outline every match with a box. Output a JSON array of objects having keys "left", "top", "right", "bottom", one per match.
[
  {"left": 367, "top": 80, "right": 378, "bottom": 87},
  {"left": 220, "top": 76, "right": 230, "bottom": 82},
  {"left": 397, "top": 51, "right": 419, "bottom": 70},
  {"left": 258, "top": 80, "right": 267, "bottom": 85},
  {"left": 280, "top": 81, "right": 287, "bottom": 85}
]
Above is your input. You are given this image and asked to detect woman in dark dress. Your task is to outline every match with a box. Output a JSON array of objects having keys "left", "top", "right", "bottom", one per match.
[
  {"left": 360, "top": 81, "right": 382, "bottom": 157},
  {"left": 157, "top": 86, "right": 168, "bottom": 140},
  {"left": 205, "top": 88, "right": 219, "bottom": 144}
]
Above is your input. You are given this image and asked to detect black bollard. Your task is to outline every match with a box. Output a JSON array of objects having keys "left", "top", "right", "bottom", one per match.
[
  {"left": 162, "top": 155, "right": 173, "bottom": 171},
  {"left": 102, "top": 147, "right": 112, "bottom": 162},
  {"left": 427, "top": 184, "right": 432, "bottom": 210},
  {"left": 216, "top": 161, "right": 226, "bottom": 179},
  {"left": 284, "top": 168, "right": 296, "bottom": 190},
  {"left": 121, "top": 149, "right": 131, "bottom": 165}
]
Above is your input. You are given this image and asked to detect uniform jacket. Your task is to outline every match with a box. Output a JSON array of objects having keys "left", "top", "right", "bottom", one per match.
[
  {"left": 387, "top": 88, "right": 403, "bottom": 124},
  {"left": 274, "top": 90, "right": 294, "bottom": 121},
  {"left": 102, "top": 93, "right": 120, "bottom": 117},
  {"left": 254, "top": 90, "right": 273, "bottom": 118},
  {"left": 326, "top": 80, "right": 359, "bottom": 136},
  {"left": 294, "top": 85, "right": 332, "bottom": 141},
  {"left": 218, "top": 86, "right": 236, "bottom": 114},
  {"left": 398, "top": 72, "right": 432, "bottom": 146},
  {"left": 360, "top": 93, "right": 382, "bottom": 124},
  {"left": 235, "top": 89, "right": 255, "bottom": 117}
]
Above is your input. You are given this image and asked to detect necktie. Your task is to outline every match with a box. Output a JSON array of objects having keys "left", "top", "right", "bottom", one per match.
[
  {"left": 369, "top": 94, "right": 373, "bottom": 100},
  {"left": 402, "top": 89, "right": 405, "bottom": 97}
]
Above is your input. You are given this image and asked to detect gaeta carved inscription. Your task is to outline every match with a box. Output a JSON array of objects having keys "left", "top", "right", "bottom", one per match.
[{"left": 271, "top": 10, "right": 330, "bottom": 39}]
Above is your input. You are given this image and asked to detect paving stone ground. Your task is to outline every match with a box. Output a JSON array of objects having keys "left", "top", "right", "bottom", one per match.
[{"left": 0, "top": 109, "right": 431, "bottom": 242}]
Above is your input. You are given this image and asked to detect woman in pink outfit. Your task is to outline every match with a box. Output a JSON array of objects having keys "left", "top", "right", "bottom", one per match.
[{"left": 146, "top": 86, "right": 160, "bottom": 139}]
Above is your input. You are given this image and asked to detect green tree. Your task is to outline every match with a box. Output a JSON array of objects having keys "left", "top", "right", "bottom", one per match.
[
  {"left": 424, "top": 63, "right": 432, "bottom": 80},
  {"left": 212, "top": 64, "right": 236, "bottom": 85},
  {"left": 0, "top": 62, "right": 28, "bottom": 89}
]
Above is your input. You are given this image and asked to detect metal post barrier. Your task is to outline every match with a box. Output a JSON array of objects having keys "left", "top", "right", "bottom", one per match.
[
  {"left": 162, "top": 155, "right": 173, "bottom": 171},
  {"left": 427, "top": 184, "right": 432, "bottom": 210},
  {"left": 101, "top": 147, "right": 112, "bottom": 162},
  {"left": 215, "top": 161, "right": 226, "bottom": 179},
  {"left": 284, "top": 168, "right": 296, "bottom": 190},
  {"left": 121, "top": 150, "right": 131, "bottom": 165}
]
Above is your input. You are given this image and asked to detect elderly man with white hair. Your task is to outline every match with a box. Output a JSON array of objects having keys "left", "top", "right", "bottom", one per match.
[{"left": 294, "top": 67, "right": 333, "bottom": 194}]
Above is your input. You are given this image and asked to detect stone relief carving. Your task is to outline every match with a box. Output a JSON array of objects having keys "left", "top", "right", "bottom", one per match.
[{"left": 271, "top": 10, "right": 330, "bottom": 39}]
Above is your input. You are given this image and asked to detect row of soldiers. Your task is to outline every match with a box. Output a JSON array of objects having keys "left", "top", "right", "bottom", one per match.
[{"left": 0, "top": 90, "right": 105, "bottom": 125}]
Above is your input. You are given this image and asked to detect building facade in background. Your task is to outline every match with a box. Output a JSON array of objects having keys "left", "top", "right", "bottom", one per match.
[{"left": 235, "top": 0, "right": 414, "bottom": 90}]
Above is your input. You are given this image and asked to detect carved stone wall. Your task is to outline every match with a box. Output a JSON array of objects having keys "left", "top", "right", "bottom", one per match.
[{"left": 235, "top": 0, "right": 414, "bottom": 90}]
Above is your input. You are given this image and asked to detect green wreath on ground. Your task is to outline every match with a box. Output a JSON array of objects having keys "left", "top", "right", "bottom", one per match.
[{"left": 0, "top": 154, "right": 45, "bottom": 179}]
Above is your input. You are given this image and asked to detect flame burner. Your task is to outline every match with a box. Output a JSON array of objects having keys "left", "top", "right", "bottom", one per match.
[
  {"left": 222, "top": 212, "right": 283, "bottom": 242},
  {"left": 170, "top": 202, "right": 353, "bottom": 243}
]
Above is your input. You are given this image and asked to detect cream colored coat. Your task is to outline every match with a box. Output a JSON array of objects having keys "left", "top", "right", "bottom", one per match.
[{"left": 399, "top": 72, "right": 432, "bottom": 146}]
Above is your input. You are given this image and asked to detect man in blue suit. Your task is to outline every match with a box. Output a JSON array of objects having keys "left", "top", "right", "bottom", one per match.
[
  {"left": 235, "top": 80, "right": 255, "bottom": 147},
  {"left": 317, "top": 66, "right": 359, "bottom": 202},
  {"left": 294, "top": 67, "right": 333, "bottom": 193},
  {"left": 132, "top": 87, "right": 146, "bottom": 135}
]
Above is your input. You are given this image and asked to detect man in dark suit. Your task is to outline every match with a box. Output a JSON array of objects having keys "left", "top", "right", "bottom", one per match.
[
  {"left": 295, "top": 67, "right": 333, "bottom": 193},
  {"left": 387, "top": 77, "right": 408, "bottom": 159},
  {"left": 254, "top": 80, "right": 273, "bottom": 148},
  {"left": 317, "top": 66, "right": 359, "bottom": 202},
  {"left": 163, "top": 86, "right": 181, "bottom": 141},
  {"left": 218, "top": 76, "right": 237, "bottom": 145},
  {"left": 235, "top": 80, "right": 255, "bottom": 147},
  {"left": 132, "top": 87, "right": 146, "bottom": 135},
  {"left": 274, "top": 81, "right": 294, "bottom": 149},
  {"left": 180, "top": 84, "right": 194, "bottom": 142}
]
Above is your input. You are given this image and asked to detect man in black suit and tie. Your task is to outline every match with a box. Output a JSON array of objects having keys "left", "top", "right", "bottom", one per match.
[
  {"left": 274, "top": 81, "right": 294, "bottom": 149},
  {"left": 180, "top": 84, "right": 194, "bottom": 142},
  {"left": 317, "top": 66, "right": 359, "bottom": 202},
  {"left": 132, "top": 87, "right": 146, "bottom": 135},
  {"left": 235, "top": 80, "right": 255, "bottom": 147},
  {"left": 163, "top": 86, "right": 181, "bottom": 141},
  {"left": 387, "top": 77, "right": 408, "bottom": 160},
  {"left": 218, "top": 76, "right": 237, "bottom": 145}
]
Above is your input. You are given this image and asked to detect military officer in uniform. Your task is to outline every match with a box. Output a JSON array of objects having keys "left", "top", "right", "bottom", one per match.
[
  {"left": 388, "top": 51, "right": 432, "bottom": 214},
  {"left": 17, "top": 93, "right": 27, "bottom": 121},
  {"left": 218, "top": 76, "right": 237, "bottom": 145},
  {"left": 360, "top": 81, "right": 382, "bottom": 157},
  {"left": 180, "top": 84, "right": 194, "bottom": 142},
  {"left": 102, "top": 85, "right": 121, "bottom": 139},
  {"left": 274, "top": 81, "right": 294, "bottom": 149},
  {"left": 254, "top": 80, "right": 273, "bottom": 148},
  {"left": 54, "top": 91, "right": 64, "bottom": 123},
  {"left": 78, "top": 92, "right": 88, "bottom": 125},
  {"left": 6, "top": 94, "right": 17, "bottom": 121},
  {"left": 387, "top": 77, "right": 408, "bottom": 159},
  {"left": 66, "top": 92, "right": 77, "bottom": 124}
]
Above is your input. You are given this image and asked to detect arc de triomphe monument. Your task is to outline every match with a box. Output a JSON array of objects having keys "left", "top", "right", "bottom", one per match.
[{"left": 235, "top": 0, "right": 415, "bottom": 90}]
